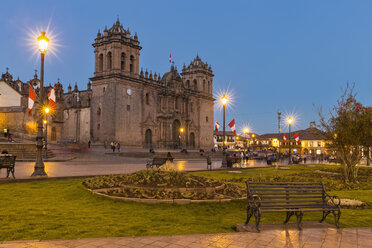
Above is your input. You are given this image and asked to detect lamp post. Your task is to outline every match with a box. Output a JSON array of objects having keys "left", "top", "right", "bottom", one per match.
[
  {"left": 179, "top": 127, "right": 184, "bottom": 149},
  {"left": 243, "top": 128, "right": 249, "bottom": 151},
  {"left": 32, "top": 31, "right": 49, "bottom": 177},
  {"left": 277, "top": 111, "right": 281, "bottom": 161},
  {"left": 288, "top": 117, "right": 293, "bottom": 165},
  {"left": 43, "top": 107, "right": 49, "bottom": 159},
  {"left": 221, "top": 94, "right": 227, "bottom": 168}
]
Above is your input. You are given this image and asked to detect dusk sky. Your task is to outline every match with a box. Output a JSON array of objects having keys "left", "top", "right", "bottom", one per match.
[{"left": 1, "top": 0, "right": 372, "bottom": 134}]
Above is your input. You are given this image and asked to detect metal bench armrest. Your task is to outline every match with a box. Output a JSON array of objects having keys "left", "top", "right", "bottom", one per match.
[
  {"left": 248, "top": 193, "right": 261, "bottom": 208},
  {"left": 324, "top": 191, "right": 341, "bottom": 207}
]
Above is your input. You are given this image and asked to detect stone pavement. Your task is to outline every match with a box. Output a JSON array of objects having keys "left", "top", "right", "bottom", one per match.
[{"left": 0, "top": 227, "right": 371, "bottom": 248}]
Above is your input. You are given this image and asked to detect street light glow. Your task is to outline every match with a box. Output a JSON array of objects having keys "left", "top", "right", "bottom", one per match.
[
  {"left": 221, "top": 94, "right": 227, "bottom": 106},
  {"left": 37, "top": 32, "right": 49, "bottom": 54},
  {"left": 44, "top": 107, "right": 50, "bottom": 114},
  {"left": 43, "top": 120, "right": 47, "bottom": 124},
  {"left": 243, "top": 128, "right": 249, "bottom": 134},
  {"left": 287, "top": 116, "right": 293, "bottom": 124},
  {"left": 179, "top": 128, "right": 184, "bottom": 133}
]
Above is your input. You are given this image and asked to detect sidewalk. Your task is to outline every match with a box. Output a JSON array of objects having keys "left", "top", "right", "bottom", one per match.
[{"left": 0, "top": 227, "right": 371, "bottom": 248}]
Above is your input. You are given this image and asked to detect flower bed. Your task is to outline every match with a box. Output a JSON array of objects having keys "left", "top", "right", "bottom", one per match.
[{"left": 82, "top": 170, "right": 246, "bottom": 201}]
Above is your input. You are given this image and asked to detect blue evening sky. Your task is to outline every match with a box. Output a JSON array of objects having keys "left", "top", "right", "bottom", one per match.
[{"left": 1, "top": 0, "right": 371, "bottom": 134}]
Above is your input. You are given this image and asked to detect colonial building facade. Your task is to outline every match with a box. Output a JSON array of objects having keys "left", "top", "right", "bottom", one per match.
[{"left": 0, "top": 19, "right": 215, "bottom": 149}]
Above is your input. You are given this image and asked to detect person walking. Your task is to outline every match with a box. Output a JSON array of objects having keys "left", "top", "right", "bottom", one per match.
[
  {"left": 111, "top": 141, "right": 115, "bottom": 152},
  {"left": 104, "top": 140, "right": 107, "bottom": 149},
  {"left": 117, "top": 142, "right": 120, "bottom": 152},
  {"left": 88, "top": 140, "right": 91, "bottom": 148},
  {"left": 206, "top": 153, "right": 212, "bottom": 170}
]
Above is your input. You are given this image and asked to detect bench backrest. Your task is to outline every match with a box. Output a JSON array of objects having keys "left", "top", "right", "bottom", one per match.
[
  {"left": 0, "top": 155, "right": 16, "bottom": 168},
  {"left": 246, "top": 182, "right": 326, "bottom": 207}
]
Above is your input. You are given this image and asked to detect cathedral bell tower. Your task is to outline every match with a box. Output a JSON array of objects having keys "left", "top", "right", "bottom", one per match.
[
  {"left": 93, "top": 18, "right": 142, "bottom": 78},
  {"left": 181, "top": 55, "right": 214, "bottom": 96}
]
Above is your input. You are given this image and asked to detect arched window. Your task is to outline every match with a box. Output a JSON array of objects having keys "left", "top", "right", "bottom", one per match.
[
  {"left": 121, "top": 53, "right": 125, "bottom": 70},
  {"left": 208, "top": 81, "right": 210, "bottom": 93},
  {"left": 97, "top": 107, "right": 101, "bottom": 115},
  {"left": 103, "top": 87, "right": 105, "bottom": 93},
  {"left": 107, "top": 52, "right": 112, "bottom": 70},
  {"left": 190, "top": 102, "right": 194, "bottom": 112},
  {"left": 145, "top": 93, "right": 149, "bottom": 105},
  {"left": 99, "top": 54, "right": 103, "bottom": 71},
  {"left": 193, "top": 79, "right": 197, "bottom": 90},
  {"left": 186, "top": 80, "right": 190, "bottom": 88},
  {"left": 203, "top": 80, "right": 206, "bottom": 92},
  {"left": 130, "top": 55, "right": 134, "bottom": 73}
]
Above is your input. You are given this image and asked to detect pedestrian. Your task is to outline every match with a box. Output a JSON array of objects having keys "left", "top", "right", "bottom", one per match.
[
  {"left": 88, "top": 140, "right": 91, "bottom": 148},
  {"left": 206, "top": 153, "right": 212, "bottom": 170},
  {"left": 7, "top": 132, "right": 13, "bottom": 142},
  {"left": 117, "top": 142, "right": 120, "bottom": 152},
  {"left": 104, "top": 140, "right": 107, "bottom": 149},
  {"left": 111, "top": 141, "right": 115, "bottom": 152}
]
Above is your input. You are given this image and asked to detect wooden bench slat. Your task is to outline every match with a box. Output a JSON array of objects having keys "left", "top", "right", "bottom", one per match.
[
  {"left": 249, "top": 185, "right": 323, "bottom": 188},
  {"left": 248, "top": 182, "right": 322, "bottom": 185},
  {"left": 259, "top": 195, "right": 323, "bottom": 199},
  {"left": 249, "top": 188, "right": 323, "bottom": 192},
  {"left": 253, "top": 200, "right": 324, "bottom": 204}
]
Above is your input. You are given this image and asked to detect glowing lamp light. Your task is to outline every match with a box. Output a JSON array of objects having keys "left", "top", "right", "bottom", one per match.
[
  {"left": 252, "top": 134, "right": 256, "bottom": 138},
  {"left": 221, "top": 94, "right": 227, "bottom": 106},
  {"left": 287, "top": 117, "right": 293, "bottom": 124},
  {"left": 37, "top": 32, "right": 49, "bottom": 54},
  {"left": 44, "top": 107, "right": 50, "bottom": 114},
  {"left": 243, "top": 128, "right": 249, "bottom": 134},
  {"left": 179, "top": 128, "right": 184, "bottom": 133},
  {"left": 43, "top": 120, "right": 47, "bottom": 124}
]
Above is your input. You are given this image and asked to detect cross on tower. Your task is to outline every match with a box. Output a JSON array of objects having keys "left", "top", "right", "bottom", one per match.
[{"left": 6, "top": 67, "right": 9, "bottom": 73}]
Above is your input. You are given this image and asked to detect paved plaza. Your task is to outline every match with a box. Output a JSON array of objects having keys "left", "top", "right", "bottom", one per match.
[
  {"left": 0, "top": 227, "right": 371, "bottom": 248},
  {"left": 6, "top": 146, "right": 276, "bottom": 179}
]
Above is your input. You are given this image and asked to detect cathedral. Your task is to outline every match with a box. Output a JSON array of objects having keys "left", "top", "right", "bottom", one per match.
[{"left": 0, "top": 19, "right": 215, "bottom": 149}]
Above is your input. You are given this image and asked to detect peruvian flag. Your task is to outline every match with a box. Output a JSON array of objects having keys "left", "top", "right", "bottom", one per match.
[
  {"left": 169, "top": 53, "right": 172, "bottom": 63},
  {"left": 293, "top": 133, "right": 300, "bottom": 142},
  {"left": 283, "top": 133, "right": 287, "bottom": 141},
  {"left": 228, "top": 119, "right": 236, "bottom": 136},
  {"left": 28, "top": 85, "right": 37, "bottom": 117},
  {"left": 215, "top": 121, "right": 221, "bottom": 132},
  {"left": 48, "top": 85, "right": 56, "bottom": 112}
]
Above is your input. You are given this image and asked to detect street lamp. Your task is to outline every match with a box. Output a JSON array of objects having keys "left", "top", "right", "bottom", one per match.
[
  {"left": 32, "top": 31, "right": 49, "bottom": 177},
  {"left": 43, "top": 107, "right": 50, "bottom": 159},
  {"left": 221, "top": 94, "right": 228, "bottom": 168},
  {"left": 179, "top": 127, "right": 184, "bottom": 149},
  {"left": 288, "top": 117, "right": 293, "bottom": 165}
]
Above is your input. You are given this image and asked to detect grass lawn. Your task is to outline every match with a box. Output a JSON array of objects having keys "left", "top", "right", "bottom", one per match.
[{"left": 0, "top": 164, "right": 371, "bottom": 241}]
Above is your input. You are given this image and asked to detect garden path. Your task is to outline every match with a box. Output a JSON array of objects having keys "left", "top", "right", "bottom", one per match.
[{"left": 0, "top": 227, "right": 370, "bottom": 247}]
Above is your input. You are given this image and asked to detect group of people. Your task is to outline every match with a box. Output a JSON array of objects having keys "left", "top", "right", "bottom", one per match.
[{"left": 103, "top": 141, "right": 121, "bottom": 152}]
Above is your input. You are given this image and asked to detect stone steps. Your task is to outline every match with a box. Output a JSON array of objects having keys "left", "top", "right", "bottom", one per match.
[{"left": 0, "top": 143, "right": 55, "bottom": 160}]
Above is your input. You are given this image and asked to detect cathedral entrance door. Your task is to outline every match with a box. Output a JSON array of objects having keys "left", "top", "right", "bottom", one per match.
[
  {"left": 172, "top": 120, "right": 181, "bottom": 149},
  {"left": 190, "top": 132, "right": 195, "bottom": 148},
  {"left": 145, "top": 129, "right": 152, "bottom": 148}
]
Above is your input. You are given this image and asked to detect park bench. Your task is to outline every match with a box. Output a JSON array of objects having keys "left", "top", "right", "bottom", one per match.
[
  {"left": 245, "top": 181, "right": 341, "bottom": 231},
  {"left": 146, "top": 157, "right": 174, "bottom": 169},
  {"left": 0, "top": 155, "right": 16, "bottom": 179}
]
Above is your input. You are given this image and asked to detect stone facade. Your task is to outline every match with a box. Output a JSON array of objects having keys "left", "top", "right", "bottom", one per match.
[
  {"left": 0, "top": 19, "right": 215, "bottom": 149},
  {"left": 90, "top": 19, "right": 214, "bottom": 148}
]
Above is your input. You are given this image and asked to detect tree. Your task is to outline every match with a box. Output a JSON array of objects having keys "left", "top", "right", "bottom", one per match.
[{"left": 319, "top": 84, "right": 372, "bottom": 182}]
